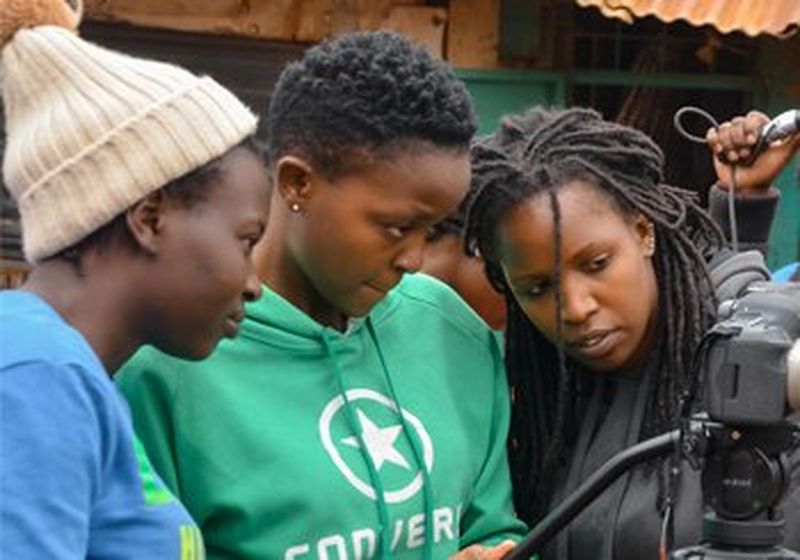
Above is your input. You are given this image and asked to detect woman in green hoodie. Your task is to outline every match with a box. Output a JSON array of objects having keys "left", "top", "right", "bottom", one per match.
[{"left": 117, "top": 31, "right": 527, "bottom": 560}]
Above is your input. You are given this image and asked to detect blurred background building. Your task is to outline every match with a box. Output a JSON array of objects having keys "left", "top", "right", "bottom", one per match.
[{"left": 2, "top": 0, "right": 798, "bottom": 286}]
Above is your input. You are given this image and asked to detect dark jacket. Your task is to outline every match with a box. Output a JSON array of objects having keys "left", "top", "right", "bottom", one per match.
[
  {"left": 541, "top": 186, "right": 800, "bottom": 559},
  {"left": 543, "top": 372, "right": 800, "bottom": 560}
]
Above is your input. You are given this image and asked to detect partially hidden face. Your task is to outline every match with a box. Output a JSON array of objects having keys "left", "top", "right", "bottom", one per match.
[
  {"left": 496, "top": 180, "right": 659, "bottom": 371},
  {"left": 289, "top": 146, "right": 471, "bottom": 320},
  {"left": 421, "top": 233, "right": 506, "bottom": 330},
  {"left": 150, "top": 147, "right": 270, "bottom": 359}
]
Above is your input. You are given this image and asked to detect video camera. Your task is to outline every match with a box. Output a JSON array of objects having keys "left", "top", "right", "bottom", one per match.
[
  {"left": 705, "top": 281, "right": 800, "bottom": 425},
  {"left": 674, "top": 281, "right": 800, "bottom": 559},
  {"left": 504, "top": 280, "right": 800, "bottom": 560}
]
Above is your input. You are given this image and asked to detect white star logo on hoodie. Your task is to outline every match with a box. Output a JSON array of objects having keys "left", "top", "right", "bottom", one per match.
[
  {"left": 319, "top": 388, "right": 434, "bottom": 503},
  {"left": 341, "top": 409, "right": 411, "bottom": 471}
]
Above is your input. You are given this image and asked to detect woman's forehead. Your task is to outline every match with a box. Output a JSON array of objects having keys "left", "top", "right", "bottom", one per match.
[
  {"left": 329, "top": 148, "right": 470, "bottom": 212},
  {"left": 497, "top": 182, "right": 632, "bottom": 259},
  {"left": 511, "top": 180, "right": 621, "bottom": 226}
]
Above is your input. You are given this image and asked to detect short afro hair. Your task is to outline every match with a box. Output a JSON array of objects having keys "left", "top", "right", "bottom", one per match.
[{"left": 267, "top": 31, "right": 477, "bottom": 178}]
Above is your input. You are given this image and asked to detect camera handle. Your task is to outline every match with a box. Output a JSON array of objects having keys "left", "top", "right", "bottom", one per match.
[{"left": 503, "top": 429, "right": 682, "bottom": 559}]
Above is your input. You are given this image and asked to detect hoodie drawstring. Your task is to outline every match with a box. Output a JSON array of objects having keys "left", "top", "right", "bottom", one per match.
[
  {"left": 320, "top": 321, "right": 435, "bottom": 560},
  {"left": 321, "top": 331, "right": 393, "bottom": 558},
  {"left": 367, "top": 318, "right": 434, "bottom": 560}
]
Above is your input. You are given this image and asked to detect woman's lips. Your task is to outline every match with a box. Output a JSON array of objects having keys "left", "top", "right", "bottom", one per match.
[
  {"left": 568, "top": 329, "right": 621, "bottom": 360},
  {"left": 222, "top": 310, "right": 245, "bottom": 338},
  {"left": 365, "top": 280, "right": 397, "bottom": 295},
  {"left": 222, "top": 317, "right": 241, "bottom": 338}
]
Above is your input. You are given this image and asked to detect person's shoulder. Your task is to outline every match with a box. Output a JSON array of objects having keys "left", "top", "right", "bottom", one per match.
[
  {"left": 116, "top": 344, "right": 191, "bottom": 388},
  {"left": 707, "top": 249, "right": 771, "bottom": 301},
  {"left": 0, "top": 291, "right": 103, "bottom": 375},
  {"left": 0, "top": 294, "right": 116, "bottom": 420},
  {"left": 392, "top": 272, "right": 478, "bottom": 316},
  {"left": 388, "top": 273, "right": 493, "bottom": 343}
]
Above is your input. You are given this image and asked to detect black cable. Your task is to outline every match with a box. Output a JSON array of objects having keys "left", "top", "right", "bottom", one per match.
[
  {"left": 673, "top": 106, "right": 739, "bottom": 251},
  {"left": 503, "top": 430, "right": 682, "bottom": 560}
]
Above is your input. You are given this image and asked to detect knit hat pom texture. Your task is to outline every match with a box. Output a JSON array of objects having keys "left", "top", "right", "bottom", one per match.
[{"left": 0, "top": 0, "right": 80, "bottom": 48}]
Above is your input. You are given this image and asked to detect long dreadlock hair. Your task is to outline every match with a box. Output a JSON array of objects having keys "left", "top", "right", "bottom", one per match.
[{"left": 464, "top": 107, "right": 725, "bottom": 525}]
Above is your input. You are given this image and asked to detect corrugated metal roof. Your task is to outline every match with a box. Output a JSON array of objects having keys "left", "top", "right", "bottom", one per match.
[{"left": 575, "top": 0, "right": 800, "bottom": 37}]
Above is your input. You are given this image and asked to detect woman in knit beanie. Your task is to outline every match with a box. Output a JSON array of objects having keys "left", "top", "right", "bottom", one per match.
[{"left": 0, "top": 0, "right": 269, "bottom": 557}]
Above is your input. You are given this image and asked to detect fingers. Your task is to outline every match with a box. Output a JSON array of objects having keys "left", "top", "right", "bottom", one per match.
[
  {"left": 452, "top": 541, "right": 517, "bottom": 560},
  {"left": 485, "top": 540, "right": 517, "bottom": 560},
  {"left": 452, "top": 545, "right": 486, "bottom": 560},
  {"left": 706, "top": 110, "right": 796, "bottom": 192},
  {"left": 706, "top": 111, "right": 770, "bottom": 164},
  {"left": 714, "top": 118, "right": 753, "bottom": 163},
  {"left": 744, "top": 110, "right": 769, "bottom": 137}
]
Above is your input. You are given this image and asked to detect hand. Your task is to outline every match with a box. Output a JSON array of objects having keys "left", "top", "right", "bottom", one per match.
[
  {"left": 706, "top": 110, "right": 800, "bottom": 197},
  {"left": 450, "top": 540, "right": 517, "bottom": 560}
]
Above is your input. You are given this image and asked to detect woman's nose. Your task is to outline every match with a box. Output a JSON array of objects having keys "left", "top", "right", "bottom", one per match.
[{"left": 562, "top": 277, "right": 598, "bottom": 325}]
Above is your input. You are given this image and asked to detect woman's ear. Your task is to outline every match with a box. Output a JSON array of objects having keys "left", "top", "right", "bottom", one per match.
[
  {"left": 125, "top": 191, "right": 167, "bottom": 255},
  {"left": 275, "top": 155, "right": 315, "bottom": 214},
  {"left": 633, "top": 214, "right": 656, "bottom": 257}
]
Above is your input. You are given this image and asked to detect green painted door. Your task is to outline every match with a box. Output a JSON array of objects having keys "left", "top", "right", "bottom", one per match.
[{"left": 457, "top": 69, "right": 566, "bottom": 135}]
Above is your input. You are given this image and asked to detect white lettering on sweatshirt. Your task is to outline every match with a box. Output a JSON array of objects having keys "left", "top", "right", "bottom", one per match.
[{"left": 284, "top": 504, "right": 462, "bottom": 559}]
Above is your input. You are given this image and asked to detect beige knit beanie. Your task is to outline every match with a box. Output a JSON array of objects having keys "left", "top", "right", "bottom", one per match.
[{"left": 1, "top": 0, "right": 258, "bottom": 263}]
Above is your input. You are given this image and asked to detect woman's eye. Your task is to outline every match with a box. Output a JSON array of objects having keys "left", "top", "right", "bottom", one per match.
[
  {"left": 424, "top": 225, "right": 439, "bottom": 241},
  {"left": 587, "top": 254, "right": 610, "bottom": 272},
  {"left": 242, "top": 235, "right": 260, "bottom": 253},
  {"left": 384, "top": 224, "right": 412, "bottom": 239},
  {"left": 529, "top": 284, "right": 549, "bottom": 297},
  {"left": 518, "top": 281, "right": 550, "bottom": 299}
]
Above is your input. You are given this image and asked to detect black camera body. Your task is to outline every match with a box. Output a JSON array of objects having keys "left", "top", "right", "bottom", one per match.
[
  {"left": 705, "top": 281, "right": 800, "bottom": 425},
  {"left": 678, "top": 281, "right": 800, "bottom": 558}
]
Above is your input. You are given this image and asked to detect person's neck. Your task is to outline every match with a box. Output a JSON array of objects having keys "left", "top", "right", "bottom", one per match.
[
  {"left": 23, "top": 260, "right": 141, "bottom": 374},
  {"left": 254, "top": 238, "right": 349, "bottom": 332}
]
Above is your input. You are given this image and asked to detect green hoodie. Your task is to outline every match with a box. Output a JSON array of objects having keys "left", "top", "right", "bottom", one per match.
[{"left": 117, "top": 273, "right": 527, "bottom": 559}]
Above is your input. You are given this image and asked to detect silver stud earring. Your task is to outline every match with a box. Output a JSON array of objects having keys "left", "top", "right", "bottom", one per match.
[{"left": 290, "top": 203, "right": 301, "bottom": 213}]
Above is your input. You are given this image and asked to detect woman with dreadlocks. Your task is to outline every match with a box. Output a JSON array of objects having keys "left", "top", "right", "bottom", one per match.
[{"left": 465, "top": 106, "right": 800, "bottom": 559}]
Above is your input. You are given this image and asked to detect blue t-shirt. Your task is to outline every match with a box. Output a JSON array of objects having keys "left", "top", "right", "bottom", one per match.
[
  {"left": 0, "top": 291, "right": 204, "bottom": 559},
  {"left": 773, "top": 262, "right": 800, "bottom": 282}
]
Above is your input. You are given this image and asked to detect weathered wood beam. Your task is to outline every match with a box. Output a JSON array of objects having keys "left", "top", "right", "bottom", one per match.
[
  {"left": 83, "top": 0, "right": 443, "bottom": 56},
  {"left": 447, "top": 0, "right": 500, "bottom": 68}
]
